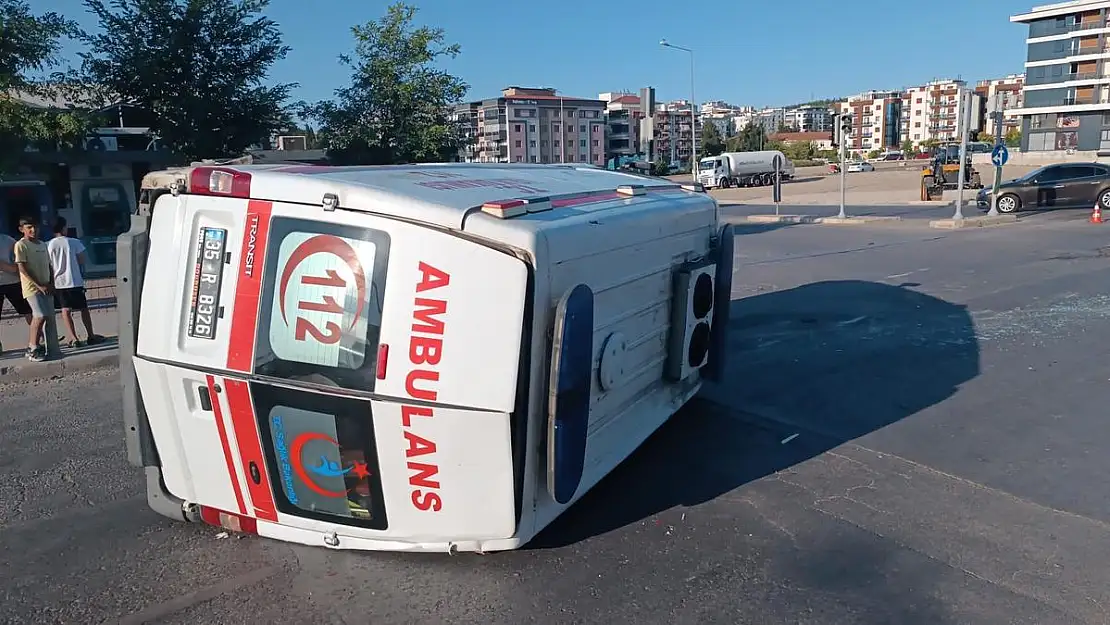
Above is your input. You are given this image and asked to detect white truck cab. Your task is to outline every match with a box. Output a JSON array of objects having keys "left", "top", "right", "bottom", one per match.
[{"left": 117, "top": 163, "right": 734, "bottom": 552}]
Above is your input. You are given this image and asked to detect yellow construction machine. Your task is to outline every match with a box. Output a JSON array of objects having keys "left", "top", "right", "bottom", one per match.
[{"left": 920, "top": 143, "right": 982, "bottom": 200}]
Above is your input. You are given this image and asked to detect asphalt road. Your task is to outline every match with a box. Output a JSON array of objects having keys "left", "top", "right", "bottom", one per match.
[
  {"left": 5, "top": 216, "right": 1110, "bottom": 624},
  {"left": 723, "top": 201, "right": 1100, "bottom": 223}
]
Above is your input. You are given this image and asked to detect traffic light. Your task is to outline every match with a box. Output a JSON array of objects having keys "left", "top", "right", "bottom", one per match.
[
  {"left": 831, "top": 113, "right": 841, "bottom": 148},
  {"left": 840, "top": 113, "right": 853, "bottom": 140}
]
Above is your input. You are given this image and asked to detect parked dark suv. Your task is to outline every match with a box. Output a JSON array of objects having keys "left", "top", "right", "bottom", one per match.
[{"left": 977, "top": 162, "right": 1110, "bottom": 213}]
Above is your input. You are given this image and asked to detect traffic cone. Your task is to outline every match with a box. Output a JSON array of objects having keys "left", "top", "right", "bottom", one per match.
[{"left": 1092, "top": 203, "right": 1104, "bottom": 224}]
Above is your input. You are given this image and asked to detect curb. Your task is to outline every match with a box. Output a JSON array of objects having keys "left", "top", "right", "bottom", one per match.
[
  {"left": 928, "top": 215, "right": 1019, "bottom": 230},
  {"left": 745, "top": 214, "right": 903, "bottom": 225},
  {"left": 0, "top": 347, "right": 119, "bottom": 383}
]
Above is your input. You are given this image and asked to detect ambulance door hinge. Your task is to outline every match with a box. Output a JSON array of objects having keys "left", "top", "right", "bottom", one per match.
[{"left": 321, "top": 193, "right": 339, "bottom": 212}]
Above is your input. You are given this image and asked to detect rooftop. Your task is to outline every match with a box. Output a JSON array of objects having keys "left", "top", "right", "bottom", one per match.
[{"left": 1011, "top": 0, "right": 1110, "bottom": 22}]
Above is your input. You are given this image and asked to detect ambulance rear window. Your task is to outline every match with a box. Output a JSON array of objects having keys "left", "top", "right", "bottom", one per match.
[{"left": 253, "top": 217, "right": 390, "bottom": 391}]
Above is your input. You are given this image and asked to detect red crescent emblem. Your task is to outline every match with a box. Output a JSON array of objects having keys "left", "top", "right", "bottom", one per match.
[
  {"left": 278, "top": 235, "right": 367, "bottom": 329},
  {"left": 289, "top": 432, "right": 349, "bottom": 498}
]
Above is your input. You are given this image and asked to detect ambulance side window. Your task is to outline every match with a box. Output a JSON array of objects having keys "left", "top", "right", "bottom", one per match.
[{"left": 253, "top": 217, "right": 390, "bottom": 392}]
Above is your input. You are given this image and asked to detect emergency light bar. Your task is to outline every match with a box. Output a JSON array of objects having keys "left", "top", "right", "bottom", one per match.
[{"left": 189, "top": 167, "right": 252, "bottom": 198}]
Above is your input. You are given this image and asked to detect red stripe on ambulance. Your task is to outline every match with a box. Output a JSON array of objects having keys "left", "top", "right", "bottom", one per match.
[
  {"left": 401, "top": 262, "right": 451, "bottom": 512},
  {"left": 206, "top": 374, "right": 247, "bottom": 515},
  {"left": 224, "top": 379, "right": 279, "bottom": 522},
  {"left": 227, "top": 200, "right": 273, "bottom": 371}
]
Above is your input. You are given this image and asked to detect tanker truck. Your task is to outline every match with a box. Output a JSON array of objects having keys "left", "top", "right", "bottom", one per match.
[{"left": 696, "top": 150, "right": 795, "bottom": 189}]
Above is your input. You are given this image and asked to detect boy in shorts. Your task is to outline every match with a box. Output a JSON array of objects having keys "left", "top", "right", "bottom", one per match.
[
  {"left": 0, "top": 230, "right": 32, "bottom": 354},
  {"left": 48, "top": 217, "right": 103, "bottom": 347},
  {"left": 13, "top": 217, "right": 55, "bottom": 362}
]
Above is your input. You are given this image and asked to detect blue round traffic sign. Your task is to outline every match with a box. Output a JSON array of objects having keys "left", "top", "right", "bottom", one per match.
[{"left": 991, "top": 144, "right": 1009, "bottom": 167}]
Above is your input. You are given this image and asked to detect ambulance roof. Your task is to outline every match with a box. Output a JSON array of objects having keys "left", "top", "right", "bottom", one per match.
[{"left": 157, "top": 163, "right": 692, "bottom": 230}]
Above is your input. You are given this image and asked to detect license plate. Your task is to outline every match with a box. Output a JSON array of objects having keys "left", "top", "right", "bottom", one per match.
[{"left": 188, "top": 227, "right": 228, "bottom": 340}]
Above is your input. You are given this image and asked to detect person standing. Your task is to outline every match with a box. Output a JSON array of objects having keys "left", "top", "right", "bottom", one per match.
[
  {"left": 13, "top": 217, "right": 54, "bottom": 362},
  {"left": 48, "top": 217, "right": 103, "bottom": 347},
  {"left": 0, "top": 230, "right": 32, "bottom": 354}
]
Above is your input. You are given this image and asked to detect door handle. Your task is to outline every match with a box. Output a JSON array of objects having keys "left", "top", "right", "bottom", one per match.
[
  {"left": 1053, "top": 184, "right": 1066, "bottom": 188},
  {"left": 197, "top": 385, "right": 213, "bottom": 411}
]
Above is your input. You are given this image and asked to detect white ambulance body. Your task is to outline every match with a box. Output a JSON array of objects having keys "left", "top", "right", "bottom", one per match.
[{"left": 117, "top": 163, "right": 734, "bottom": 553}]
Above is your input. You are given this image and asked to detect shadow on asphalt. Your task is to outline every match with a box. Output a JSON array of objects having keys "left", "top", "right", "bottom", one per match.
[
  {"left": 731, "top": 222, "right": 797, "bottom": 235},
  {"left": 531, "top": 280, "right": 980, "bottom": 549}
]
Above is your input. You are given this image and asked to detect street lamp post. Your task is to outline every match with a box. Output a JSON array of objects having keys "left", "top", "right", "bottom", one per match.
[{"left": 660, "top": 39, "right": 696, "bottom": 182}]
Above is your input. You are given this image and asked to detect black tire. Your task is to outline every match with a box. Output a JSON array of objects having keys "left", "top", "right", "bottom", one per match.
[
  {"left": 720, "top": 177, "right": 731, "bottom": 189},
  {"left": 996, "top": 193, "right": 1021, "bottom": 214},
  {"left": 1098, "top": 188, "right": 1110, "bottom": 210}
]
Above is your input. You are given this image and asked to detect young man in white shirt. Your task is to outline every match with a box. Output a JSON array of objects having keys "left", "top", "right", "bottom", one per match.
[
  {"left": 48, "top": 217, "right": 103, "bottom": 348},
  {"left": 0, "top": 229, "right": 33, "bottom": 354}
]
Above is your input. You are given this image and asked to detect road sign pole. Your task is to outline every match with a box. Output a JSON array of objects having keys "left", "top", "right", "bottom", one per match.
[
  {"left": 773, "top": 155, "right": 782, "bottom": 216},
  {"left": 838, "top": 142, "right": 847, "bottom": 219},
  {"left": 988, "top": 105, "right": 1005, "bottom": 217}
]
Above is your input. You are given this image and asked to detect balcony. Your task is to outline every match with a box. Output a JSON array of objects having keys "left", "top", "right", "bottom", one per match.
[
  {"left": 1064, "top": 95, "right": 1104, "bottom": 105},
  {"left": 1074, "top": 20, "right": 1110, "bottom": 31},
  {"left": 1026, "top": 71, "right": 1100, "bottom": 85}
]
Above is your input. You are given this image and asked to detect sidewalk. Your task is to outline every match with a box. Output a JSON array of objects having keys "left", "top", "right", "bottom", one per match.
[{"left": 0, "top": 307, "right": 119, "bottom": 382}]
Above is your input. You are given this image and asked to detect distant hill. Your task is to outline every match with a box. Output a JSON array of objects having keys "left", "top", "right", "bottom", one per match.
[{"left": 787, "top": 98, "right": 843, "bottom": 109}]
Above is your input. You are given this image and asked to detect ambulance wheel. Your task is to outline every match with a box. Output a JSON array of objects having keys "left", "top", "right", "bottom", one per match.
[{"left": 996, "top": 193, "right": 1020, "bottom": 214}]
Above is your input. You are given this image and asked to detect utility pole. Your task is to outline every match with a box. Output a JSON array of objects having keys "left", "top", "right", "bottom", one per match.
[
  {"left": 660, "top": 40, "right": 697, "bottom": 181},
  {"left": 953, "top": 88, "right": 972, "bottom": 220}
]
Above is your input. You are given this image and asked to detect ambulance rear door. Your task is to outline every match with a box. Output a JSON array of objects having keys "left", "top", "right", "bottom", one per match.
[{"left": 131, "top": 191, "right": 531, "bottom": 543}]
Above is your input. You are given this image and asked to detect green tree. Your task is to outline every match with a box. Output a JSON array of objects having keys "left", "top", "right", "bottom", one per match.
[
  {"left": 700, "top": 120, "right": 725, "bottom": 157},
  {"left": 0, "top": 1, "right": 88, "bottom": 168},
  {"left": 302, "top": 2, "right": 469, "bottom": 165},
  {"left": 78, "top": 0, "right": 295, "bottom": 161},
  {"left": 1004, "top": 127, "right": 1021, "bottom": 148},
  {"left": 725, "top": 123, "right": 768, "bottom": 152},
  {"left": 782, "top": 141, "right": 816, "bottom": 162},
  {"left": 900, "top": 139, "right": 915, "bottom": 155},
  {"left": 867, "top": 148, "right": 883, "bottom": 160}
]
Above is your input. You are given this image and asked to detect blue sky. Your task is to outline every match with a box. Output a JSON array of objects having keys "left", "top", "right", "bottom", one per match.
[{"left": 42, "top": 0, "right": 1034, "bottom": 108}]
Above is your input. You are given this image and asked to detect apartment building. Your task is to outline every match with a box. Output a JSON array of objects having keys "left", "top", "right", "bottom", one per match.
[
  {"left": 975, "top": 74, "right": 1025, "bottom": 137},
  {"left": 784, "top": 105, "right": 833, "bottom": 132},
  {"left": 901, "top": 79, "right": 983, "bottom": 146},
  {"left": 452, "top": 87, "right": 607, "bottom": 165},
  {"left": 1010, "top": 0, "right": 1110, "bottom": 152},
  {"left": 653, "top": 100, "right": 701, "bottom": 168},
  {"left": 599, "top": 89, "right": 654, "bottom": 160},
  {"left": 843, "top": 90, "right": 904, "bottom": 152},
  {"left": 699, "top": 101, "right": 750, "bottom": 137}
]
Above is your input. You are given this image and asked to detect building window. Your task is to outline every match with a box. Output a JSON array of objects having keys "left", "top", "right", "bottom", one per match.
[
  {"left": 555, "top": 155, "right": 561, "bottom": 162},
  {"left": 516, "top": 156, "right": 523, "bottom": 162},
  {"left": 515, "top": 140, "right": 522, "bottom": 147},
  {"left": 580, "top": 140, "right": 586, "bottom": 147},
  {"left": 554, "top": 140, "right": 560, "bottom": 147},
  {"left": 579, "top": 154, "right": 587, "bottom": 162},
  {"left": 1028, "top": 132, "right": 1053, "bottom": 151},
  {"left": 553, "top": 124, "right": 560, "bottom": 131},
  {"left": 579, "top": 125, "right": 586, "bottom": 133},
  {"left": 513, "top": 125, "right": 521, "bottom": 132},
  {"left": 1102, "top": 113, "right": 1110, "bottom": 126},
  {"left": 529, "top": 140, "right": 536, "bottom": 147},
  {"left": 592, "top": 140, "right": 599, "bottom": 147},
  {"left": 529, "top": 125, "right": 536, "bottom": 132},
  {"left": 541, "top": 140, "right": 548, "bottom": 146},
  {"left": 1100, "top": 130, "right": 1110, "bottom": 150}
]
